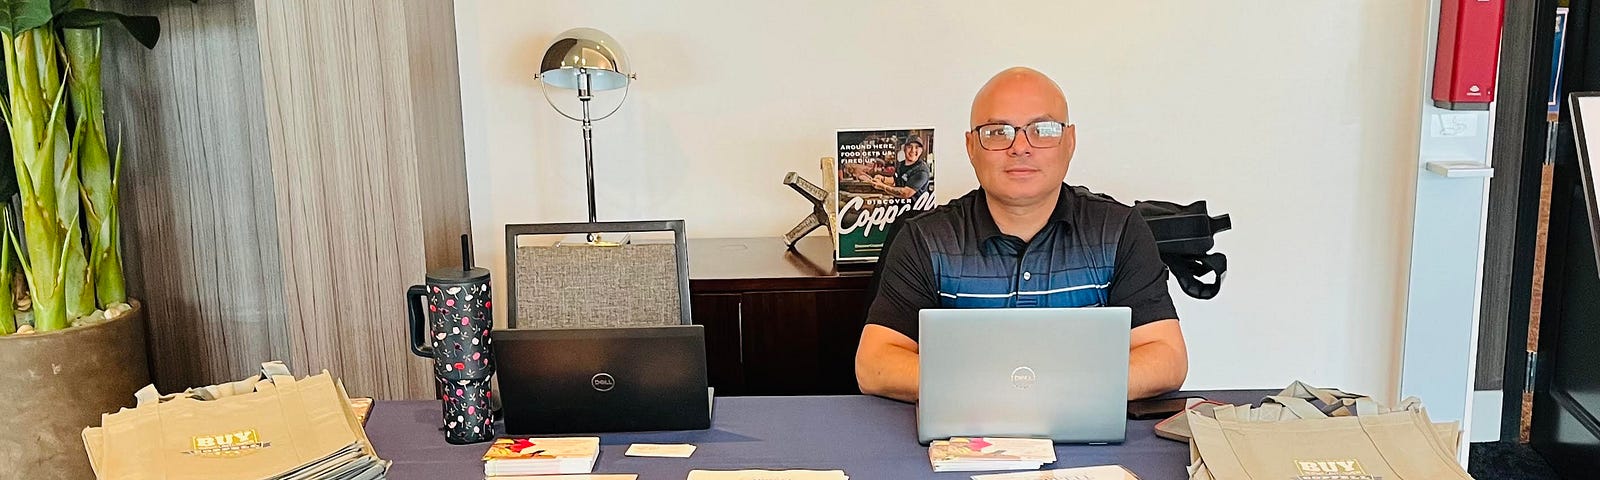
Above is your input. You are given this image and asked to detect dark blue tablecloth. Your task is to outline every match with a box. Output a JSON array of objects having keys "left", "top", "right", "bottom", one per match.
[{"left": 368, "top": 390, "right": 1271, "bottom": 480}]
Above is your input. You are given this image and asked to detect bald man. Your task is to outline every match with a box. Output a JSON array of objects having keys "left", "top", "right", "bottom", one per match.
[{"left": 854, "top": 67, "right": 1188, "bottom": 403}]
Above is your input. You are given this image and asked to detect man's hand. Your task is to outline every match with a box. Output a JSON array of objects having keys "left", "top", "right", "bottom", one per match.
[
  {"left": 855, "top": 324, "right": 921, "bottom": 402},
  {"left": 857, "top": 318, "right": 1186, "bottom": 403},
  {"left": 1127, "top": 319, "right": 1187, "bottom": 400}
]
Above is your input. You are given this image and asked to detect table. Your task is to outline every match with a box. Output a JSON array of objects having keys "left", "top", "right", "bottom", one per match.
[{"left": 368, "top": 390, "right": 1271, "bottom": 479}]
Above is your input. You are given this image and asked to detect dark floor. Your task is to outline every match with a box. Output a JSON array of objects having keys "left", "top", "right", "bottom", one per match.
[{"left": 1470, "top": 441, "right": 1564, "bottom": 480}]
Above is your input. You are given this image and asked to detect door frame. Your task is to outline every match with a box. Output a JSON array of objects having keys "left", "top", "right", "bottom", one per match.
[{"left": 1526, "top": 0, "right": 1600, "bottom": 474}]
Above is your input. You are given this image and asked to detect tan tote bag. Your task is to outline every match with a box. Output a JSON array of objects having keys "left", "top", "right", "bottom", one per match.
[
  {"left": 1188, "top": 394, "right": 1471, "bottom": 480},
  {"left": 1159, "top": 381, "right": 1390, "bottom": 443},
  {"left": 84, "top": 364, "right": 375, "bottom": 480}
]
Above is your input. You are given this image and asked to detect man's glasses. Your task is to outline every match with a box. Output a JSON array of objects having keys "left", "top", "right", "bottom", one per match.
[{"left": 971, "top": 120, "right": 1072, "bottom": 151}]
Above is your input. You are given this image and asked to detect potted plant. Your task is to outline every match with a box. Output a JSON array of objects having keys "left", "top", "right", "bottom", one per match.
[{"left": 0, "top": 2, "right": 165, "bottom": 478}]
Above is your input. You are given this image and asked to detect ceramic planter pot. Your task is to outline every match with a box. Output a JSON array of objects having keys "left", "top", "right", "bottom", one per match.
[{"left": 0, "top": 300, "right": 149, "bottom": 480}]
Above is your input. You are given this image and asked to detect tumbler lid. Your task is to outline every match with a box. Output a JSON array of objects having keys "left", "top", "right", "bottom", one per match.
[
  {"left": 427, "top": 266, "right": 490, "bottom": 284},
  {"left": 427, "top": 233, "right": 491, "bottom": 284}
]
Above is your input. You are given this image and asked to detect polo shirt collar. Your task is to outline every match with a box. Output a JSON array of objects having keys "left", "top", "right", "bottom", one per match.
[{"left": 974, "top": 183, "right": 1076, "bottom": 242}]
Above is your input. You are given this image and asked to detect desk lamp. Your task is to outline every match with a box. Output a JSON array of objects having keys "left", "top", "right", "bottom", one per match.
[{"left": 535, "top": 27, "right": 635, "bottom": 241}]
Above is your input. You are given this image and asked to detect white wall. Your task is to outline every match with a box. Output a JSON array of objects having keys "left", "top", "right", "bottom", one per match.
[{"left": 454, "top": 0, "right": 1428, "bottom": 398}]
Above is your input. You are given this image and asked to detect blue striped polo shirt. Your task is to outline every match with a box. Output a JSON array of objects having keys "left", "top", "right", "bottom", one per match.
[{"left": 866, "top": 184, "right": 1178, "bottom": 341}]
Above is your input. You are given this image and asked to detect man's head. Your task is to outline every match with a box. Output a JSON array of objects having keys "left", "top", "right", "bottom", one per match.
[
  {"left": 902, "top": 135, "right": 925, "bottom": 165},
  {"left": 966, "top": 67, "right": 1075, "bottom": 208}
]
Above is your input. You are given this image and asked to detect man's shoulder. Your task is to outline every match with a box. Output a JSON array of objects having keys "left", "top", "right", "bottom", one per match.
[{"left": 1066, "top": 185, "right": 1136, "bottom": 225}]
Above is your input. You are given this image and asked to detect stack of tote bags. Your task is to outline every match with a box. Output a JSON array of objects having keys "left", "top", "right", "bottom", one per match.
[
  {"left": 83, "top": 362, "right": 389, "bottom": 480},
  {"left": 1186, "top": 382, "right": 1474, "bottom": 480}
]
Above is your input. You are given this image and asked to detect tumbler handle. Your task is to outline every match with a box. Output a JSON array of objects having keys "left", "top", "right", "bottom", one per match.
[{"left": 407, "top": 285, "right": 433, "bottom": 357}]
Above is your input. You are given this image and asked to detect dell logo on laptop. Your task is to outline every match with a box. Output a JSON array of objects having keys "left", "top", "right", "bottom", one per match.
[
  {"left": 591, "top": 373, "right": 616, "bottom": 392},
  {"left": 1010, "top": 367, "right": 1036, "bottom": 389}
]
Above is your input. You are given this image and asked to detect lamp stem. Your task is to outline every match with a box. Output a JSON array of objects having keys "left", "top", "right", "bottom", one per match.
[{"left": 578, "top": 70, "right": 598, "bottom": 226}]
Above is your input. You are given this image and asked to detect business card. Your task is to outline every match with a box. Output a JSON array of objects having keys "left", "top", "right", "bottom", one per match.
[
  {"left": 687, "top": 470, "right": 848, "bottom": 480},
  {"left": 493, "top": 475, "right": 638, "bottom": 480},
  {"left": 625, "top": 443, "right": 697, "bottom": 458}
]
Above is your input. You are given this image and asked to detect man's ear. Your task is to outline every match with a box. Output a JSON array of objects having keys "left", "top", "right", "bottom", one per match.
[
  {"left": 1064, "top": 125, "right": 1078, "bottom": 158},
  {"left": 965, "top": 130, "right": 980, "bottom": 166}
]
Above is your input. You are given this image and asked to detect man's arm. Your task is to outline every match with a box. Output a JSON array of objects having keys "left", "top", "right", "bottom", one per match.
[
  {"left": 1128, "top": 319, "right": 1187, "bottom": 399},
  {"left": 856, "top": 324, "right": 920, "bottom": 402},
  {"left": 1107, "top": 211, "right": 1188, "bottom": 399},
  {"left": 855, "top": 223, "right": 938, "bottom": 402}
]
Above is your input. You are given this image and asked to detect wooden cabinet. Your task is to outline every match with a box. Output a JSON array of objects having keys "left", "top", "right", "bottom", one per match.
[{"left": 688, "top": 237, "right": 873, "bottom": 396}]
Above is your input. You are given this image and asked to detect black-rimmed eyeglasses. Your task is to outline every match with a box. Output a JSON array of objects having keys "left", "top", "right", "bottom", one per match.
[{"left": 971, "top": 120, "right": 1072, "bottom": 151}]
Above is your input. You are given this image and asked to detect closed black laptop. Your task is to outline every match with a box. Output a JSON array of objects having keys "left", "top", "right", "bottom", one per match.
[{"left": 492, "top": 325, "right": 711, "bottom": 434}]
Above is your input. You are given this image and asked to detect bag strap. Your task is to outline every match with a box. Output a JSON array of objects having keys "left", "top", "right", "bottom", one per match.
[
  {"left": 1165, "top": 252, "right": 1226, "bottom": 300},
  {"left": 1209, "top": 213, "right": 1232, "bottom": 234},
  {"left": 1275, "top": 381, "right": 1387, "bottom": 416},
  {"left": 1280, "top": 381, "right": 1364, "bottom": 403},
  {"left": 266, "top": 360, "right": 296, "bottom": 386},
  {"left": 129, "top": 361, "right": 297, "bottom": 408},
  {"left": 1263, "top": 396, "right": 1334, "bottom": 419},
  {"left": 1351, "top": 397, "right": 1384, "bottom": 416},
  {"left": 134, "top": 384, "right": 162, "bottom": 407},
  {"left": 1252, "top": 402, "right": 1285, "bottom": 422},
  {"left": 261, "top": 361, "right": 292, "bottom": 378},
  {"left": 1396, "top": 396, "right": 1424, "bottom": 412}
]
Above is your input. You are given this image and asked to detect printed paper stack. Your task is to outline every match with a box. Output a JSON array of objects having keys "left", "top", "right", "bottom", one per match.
[
  {"left": 483, "top": 437, "right": 601, "bottom": 477},
  {"left": 686, "top": 470, "right": 848, "bottom": 480},
  {"left": 972, "top": 465, "right": 1140, "bottom": 480},
  {"left": 929, "top": 437, "right": 1057, "bottom": 473}
]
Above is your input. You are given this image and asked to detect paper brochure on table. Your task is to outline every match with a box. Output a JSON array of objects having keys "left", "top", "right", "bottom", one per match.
[
  {"left": 930, "top": 437, "right": 1057, "bottom": 473},
  {"left": 482, "top": 437, "right": 599, "bottom": 476},
  {"left": 970, "top": 464, "right": 1140, "bottom": 480},
  {"left": 686, "top": 470, "right": 849, "bottom": 480}
]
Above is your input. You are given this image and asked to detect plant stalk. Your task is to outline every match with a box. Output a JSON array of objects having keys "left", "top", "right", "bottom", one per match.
[
  {"left": 66, "top": 25, "right": 122, "bottom": 307},
  {"left": 4, "top": 29, "right": 70, "bottom": 331}
]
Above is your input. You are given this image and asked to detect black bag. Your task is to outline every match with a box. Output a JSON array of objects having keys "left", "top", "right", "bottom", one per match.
[{"left": 1134, "top": 200, "right": 1231, "bottom": 300}]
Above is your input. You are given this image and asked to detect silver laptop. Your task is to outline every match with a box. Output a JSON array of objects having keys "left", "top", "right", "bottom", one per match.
[{"left": 917, "top": 307, "right": 1132, "bottom": 444}]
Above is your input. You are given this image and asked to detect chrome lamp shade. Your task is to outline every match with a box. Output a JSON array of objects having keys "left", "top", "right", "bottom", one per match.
[{"left": 538, "top": 27, "right": 632, "bottom": 92}]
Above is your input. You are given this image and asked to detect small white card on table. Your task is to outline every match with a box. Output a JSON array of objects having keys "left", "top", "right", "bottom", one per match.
[
  {"left": 687, "top": 470, "right": 848, "bottom": 480},
  {"left": 624, "top": 443, "right": 697, "bottom": 458}
]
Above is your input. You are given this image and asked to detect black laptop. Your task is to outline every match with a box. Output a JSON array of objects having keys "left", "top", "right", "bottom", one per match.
[{"left": 491, "top": 325, "right": 711, "bottom": 434}]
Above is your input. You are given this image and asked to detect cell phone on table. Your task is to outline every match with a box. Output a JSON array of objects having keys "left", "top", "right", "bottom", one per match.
[{"left": 1127, "top": 396, "right": 1203, "bottom": 420}]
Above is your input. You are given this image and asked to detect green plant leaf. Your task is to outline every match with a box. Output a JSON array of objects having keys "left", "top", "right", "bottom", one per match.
[
  {"left": 56, "top": 9, "right": 157, "bottom": 49},
  {"left": 0, "top": 0, "right": 53, "bottom": 35}
]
